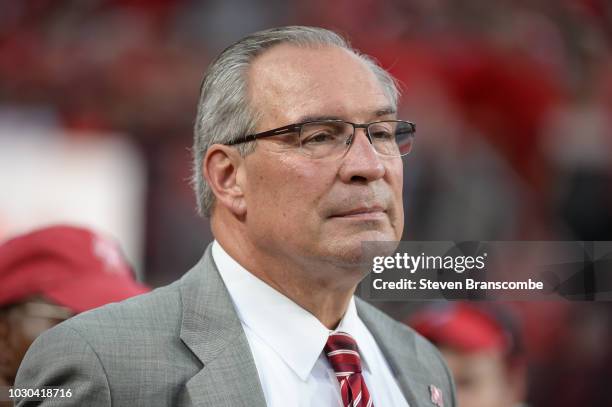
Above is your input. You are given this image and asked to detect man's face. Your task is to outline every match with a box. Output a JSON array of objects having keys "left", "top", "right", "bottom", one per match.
[{"left": 241, "top": 44, "right": 404, "bottom": 274}]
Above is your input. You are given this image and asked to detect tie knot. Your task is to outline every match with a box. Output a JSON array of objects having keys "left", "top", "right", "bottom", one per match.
[{"left": 324, "top": 331, "right": 363, "bottom": 375}]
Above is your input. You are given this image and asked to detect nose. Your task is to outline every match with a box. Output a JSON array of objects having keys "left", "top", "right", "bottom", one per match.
[{"left": 338, "top": 128, "right": 385, "bottom": 183}]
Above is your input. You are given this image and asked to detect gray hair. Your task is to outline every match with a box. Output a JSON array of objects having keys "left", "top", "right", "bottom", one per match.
[{"left": 192, "top": 26, "right": 400, "bottom": 217}]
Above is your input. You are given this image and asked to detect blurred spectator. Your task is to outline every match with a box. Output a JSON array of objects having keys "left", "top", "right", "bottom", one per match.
[
  {"left": 0, "top": 225, "right": 149, "bottom": 386},
  {"left": 408, "top": 302, "right": 528, "bottom": 407}
]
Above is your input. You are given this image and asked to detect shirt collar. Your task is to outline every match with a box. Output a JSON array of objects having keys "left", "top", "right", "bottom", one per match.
[{"left": 212, "top": 240, "right": 371, "bottom": 380}]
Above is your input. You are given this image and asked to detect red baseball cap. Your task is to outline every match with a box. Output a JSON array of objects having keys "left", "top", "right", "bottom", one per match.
[
  {"left": 408, "top": 303, "right": 511, "bottom": 353},
  {"left": 0, "top": 225, "right": 150, "bottom": 313}
]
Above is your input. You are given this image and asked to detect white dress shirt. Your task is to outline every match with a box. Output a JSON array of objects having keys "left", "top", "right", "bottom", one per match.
[{"left": 212, "top": 241, "right": 409, "bottom": 407}]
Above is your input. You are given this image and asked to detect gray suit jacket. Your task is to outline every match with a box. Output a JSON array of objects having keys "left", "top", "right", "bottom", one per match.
[{"left": 15, "top": 245, "right": 456, "bottom": 406}]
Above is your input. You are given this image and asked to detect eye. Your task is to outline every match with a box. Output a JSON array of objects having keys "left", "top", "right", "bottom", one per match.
[
  {"left": 369, "top": 123, "right": 396, "bottom": 140},
  {"left": 300, "top": 122, "right": 346, "bottom": 145},
  {"left": 303, "top": 131, "right": 338, "bottom": 144},
  {"left": 370, "top": 129, "right": 394, "bottom": 140}
]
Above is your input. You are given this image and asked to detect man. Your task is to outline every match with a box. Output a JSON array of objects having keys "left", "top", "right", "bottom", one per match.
[
  {"left": 16, "top": 26, "right": 456, "bottom": 406},
  {"left": 409, "top": 303, "right": 528, "bottom": 407},
  {"left": 0, "top": 225, "right": 149, "bottom": 388}
]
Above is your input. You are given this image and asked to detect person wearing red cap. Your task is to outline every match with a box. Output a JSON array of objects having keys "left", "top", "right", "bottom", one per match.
[
  {"left": 0, "top": 225, "right": 149, "bottom": 387},
  {"left": 408, "top": 303, "right": 528, "bottom": 407}
]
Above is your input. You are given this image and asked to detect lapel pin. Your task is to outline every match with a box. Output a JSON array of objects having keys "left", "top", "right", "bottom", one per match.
[{"left": 429, "top": 384, "right": 444, "bottom": 407}]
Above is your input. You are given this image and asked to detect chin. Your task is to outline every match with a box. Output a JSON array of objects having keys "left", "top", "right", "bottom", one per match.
[
  {"left": 322, "top": 229, "right": 398, "bottom": 266},
  {"left": 345, "top": 226, "right": 398, "bottom": 244}
]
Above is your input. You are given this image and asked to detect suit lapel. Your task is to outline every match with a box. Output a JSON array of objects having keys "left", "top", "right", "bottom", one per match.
[
  {"left": 356, "top": 299, "right": 427, "bottom": 407},
  {"left": 179, "top": 245, "right": 267, "bottom": 407}
]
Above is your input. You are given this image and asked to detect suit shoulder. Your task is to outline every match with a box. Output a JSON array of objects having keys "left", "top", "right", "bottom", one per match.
[
  {"left": 62, "top": 279, "right": 183, "bottom": 339},
  {"left": 15, "top": 318, "right": 112, "bottom": 405}
]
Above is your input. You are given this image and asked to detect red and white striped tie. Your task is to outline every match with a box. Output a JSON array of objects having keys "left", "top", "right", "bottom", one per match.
[{"left": 325, "top": 332, "right": 374, "bottom": 407}]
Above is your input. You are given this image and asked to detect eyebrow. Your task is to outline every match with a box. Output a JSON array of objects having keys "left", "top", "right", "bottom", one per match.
[
  {"left": 374, "top": 107, "right": 397, "bottom": 117},
  {"left": 296, "top": 107, "right": 396, "bottom": 123}
]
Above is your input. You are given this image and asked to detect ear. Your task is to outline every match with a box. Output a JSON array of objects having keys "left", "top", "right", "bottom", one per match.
[{"left": 203, "top": 144, "right": 247, "bottom": 217}]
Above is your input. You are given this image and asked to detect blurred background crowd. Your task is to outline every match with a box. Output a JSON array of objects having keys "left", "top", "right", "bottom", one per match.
[{"left": 0, "top": 0, "right": 611, "bottom": 406}]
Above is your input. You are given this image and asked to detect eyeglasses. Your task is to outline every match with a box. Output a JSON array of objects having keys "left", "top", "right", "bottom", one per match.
[{"left": 226, "top": 119, "right": 416, "bottom": 159}]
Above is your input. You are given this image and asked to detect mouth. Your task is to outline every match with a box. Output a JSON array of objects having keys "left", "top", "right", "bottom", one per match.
[{"left": 330, "top": 206, "right": 387, "bottom": 219}]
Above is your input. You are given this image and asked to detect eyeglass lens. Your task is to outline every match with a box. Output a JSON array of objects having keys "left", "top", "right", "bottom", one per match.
[{"left": 298, "top": 121, "right": 413, "bottom": 158}]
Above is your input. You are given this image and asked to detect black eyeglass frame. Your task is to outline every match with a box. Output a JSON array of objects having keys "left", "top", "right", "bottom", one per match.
[{"left": 225, "top": 119, "right": 416, "bottom": 150}]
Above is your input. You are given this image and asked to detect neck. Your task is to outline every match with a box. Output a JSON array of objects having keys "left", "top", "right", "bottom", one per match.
[
  {"left": 212, "top": 216, "right": 360, "bottom": 329},
  {"left": 262, "top": 271, "right": 356, "bottom": 329}
]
